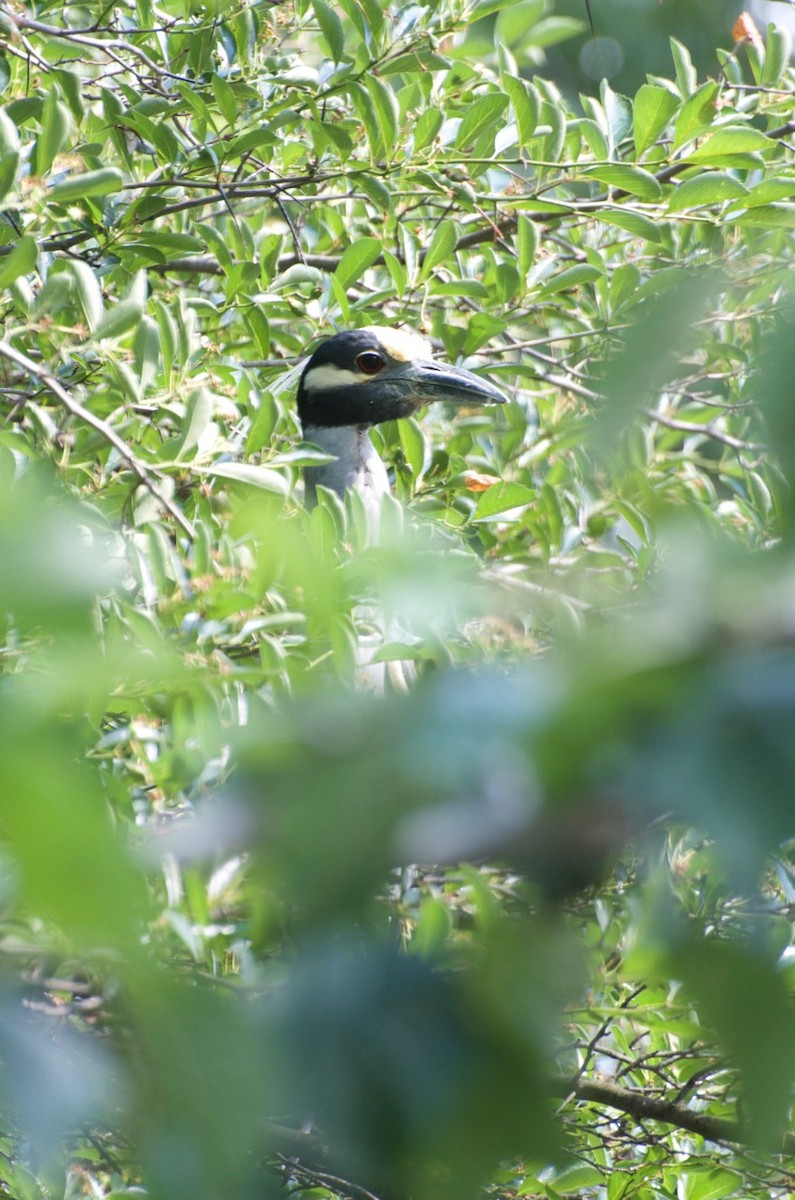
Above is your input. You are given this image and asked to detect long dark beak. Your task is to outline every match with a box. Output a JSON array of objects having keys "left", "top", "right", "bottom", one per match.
[{"left": 398, "top": 359, "right": 508, "bottom": 407}]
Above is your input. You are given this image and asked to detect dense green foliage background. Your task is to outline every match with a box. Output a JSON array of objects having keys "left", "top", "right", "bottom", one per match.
[{"left": 0, "top": 1, "right": 794, "bottom": 1198}]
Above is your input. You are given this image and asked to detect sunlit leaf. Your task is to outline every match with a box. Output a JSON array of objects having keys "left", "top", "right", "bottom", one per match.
[
  {"left": 0, "top": 236, "right": 36, "bottom": 290},
  {"left": 48, "top": 167, "right": 124, "bottom": 202},
  {"left": 334, "top": 237, "right": 382, "bottom": 288},
  {"left": 667, "top": 171, "right": 748, "bottom": 211},
  {"left": 206, "top": 461, "right": 290, "bottom": 493},
  {"left": 632, "top": 83, "right": 679, "bottom": 156}
]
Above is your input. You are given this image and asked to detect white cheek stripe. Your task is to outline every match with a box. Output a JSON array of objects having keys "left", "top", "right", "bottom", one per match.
[{"left": 302, "top": 364, "right": 369, "bottom": 392}]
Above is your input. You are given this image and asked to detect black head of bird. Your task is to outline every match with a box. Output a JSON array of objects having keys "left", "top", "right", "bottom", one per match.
[{"left": 297, "top": 326, "right": 507, "bottom": 513}]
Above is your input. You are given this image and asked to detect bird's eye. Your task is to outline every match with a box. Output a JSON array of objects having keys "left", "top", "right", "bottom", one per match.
[{"left": 355, "top": 351, "right": 385, "bottom": 375}]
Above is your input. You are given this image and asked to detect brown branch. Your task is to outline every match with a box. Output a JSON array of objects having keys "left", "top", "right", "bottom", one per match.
[
  {"left": 150, "top": 251, "right": 344, "bottom": 276},
  {"left": 266, "top": 1069, "right": 795, "bottom": 1196},
  {"left": 261, "top": 251, "right": 343, "bottom": 272},
  {"left": 148, "top": 254, "right": 222, "bottom": 275},
  {"left": 275, "top": 1157, "right": 388, "bottom": 1200},
  {"left": 762, "top": 119, "right": 795, "bottom": 140},
  {"left": 553, "top": 1075, "right": 742, "bottom": 1143},
  {"left": 0, "top": 340, "right": 195, "bottom": 539},
  {"left": 266, "top": 1122, "right": 328, "bottom": 1160},
  {"left": 269, "top": 1075, "right": 795, "bottom": 1185}
]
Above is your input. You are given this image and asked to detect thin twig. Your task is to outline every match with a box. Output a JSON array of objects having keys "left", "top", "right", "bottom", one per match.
[
  {"left": 0, "top": 7, "right": 194, "bottom": 84},
  {"left": 0, "top": 340, "right": 195, "bottom": 539},
  {"left": 644, "top": 408, "right": 762, "bottom": 453}
]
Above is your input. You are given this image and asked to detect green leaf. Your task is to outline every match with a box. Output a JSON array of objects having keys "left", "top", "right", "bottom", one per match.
[
  {"left": 398, "top": 417, "right": 427, "bottom": 481},
  {"left": 551, "top": 1165, "right": 608, "bottom": 1191},
  {"left": 473, "top": 481, "right": 535, "bottom": 518},
  {"left": 49, "top": 167, "right": 124, "bottom": 203},
  {"left": 35, "top": 89, "right": 70, "bottom": 177},
  {"left": 0, "top": 107, "right": 20, "bottom": 158},
  {"left": 729, "top": 204, "right": 795, "bottom": 228},
  {"left": 195, "top": 222, "right": 233, "bottom": 270},
  {"left": 173, "top": 80, "right": 215, "bottom": 127},
  {"left": 516, "top": 214, "right": 539, "bottom": 278},
  {"left": 495, "top": 0, "right": 546, "bottom": 47},
  {"left": 329, "top": 273, "right": 351, "bottom": 325},
  {"left": 357, "top": 173, "right": 392, "bottom": 211},
  {"left": 420, "top": 220, "right": 458, "bottom": 279},
  {"left": 0, "top": 151, "right": 19, "bottom": 204},
  {"left": 206, "top": 462, "right": 289, "bottom": 494},
  {"left": 94, "top": 299, "right": 144, "bottom": 342},
  {"left": 670, "top": 35, "right": 697, "bottom": 94},
  {"left": 667, "top": 172, "right": 747, "bottom": 212},
  {"left": 383, "top": 249, "right": 406, "bottom": 296},
  {"left": 313, "top": 0, "right": 345, "bottom": 62},
  {"left": 537, "top": 98, "right": 566, "bottom": 162},
  {"left": 455, "top": 93, "right": 508, "bottom": 151},
  {"left": 672, "top": 80, "right": 719, "bottom": 149},
  {"left": 244, "top": 307, "right": 270, "bottom": 358},
  {"left": 762, "top": 22, "right": 791, "bottom": 85},
  {"left": 741, "top": 177, "right": 795, "bottom": 207},
  {"left": 211, "top": 74, "right": 238, "bottom": 126},
  {"left": 5, "top": 96, "right": 42, "bottom": 126},
  {"left": 334, "top": 237, "right": 382, "bottom": 289},
  {"left": 379, "top": 49, "right": 449, "bottom": 75},
  {"left": 540, "top": 263, "right": 603, "bottom": 295},
  {"left": 0, "top": 236, "right": 37, "bottom": 290},
  {"left": 578, "top": 118, "right": 609, "bottom": 161},
  {"left": 414, "top": 109, "right": 442, "bottom": 152},
  {"left": 31, "top": 269, "right": 74, "bottom": 318},
  {"left": 600, "top": 81, "right": 632, "bottom": 152},
  {"left": 584, "top": 164, "right": 662, "bottom": 201},
  {"left": 51, "top": 69, "right": 84, "bottom": 122},
  {"left": 470, "top": 0, "right": 525, "bottom": 18},
  {"left": 679, "top": 939, "right": 795, "bottom": 1148},
  {"left": 599, "top": 210, "right": 663, "bottom": 242},
  {"left": 66, "top": 260, "right": 104, "bottom": 331},
  {"left": 152, "top": 299, "right": 177, "bottom": 380},
  {"left": 315, "top": 118, "right": 354, "bottom": 159},
  {"left": 632, "top": 83, "right": 678, "bottom": 156},
  {"left": 608, "top": 262, "right": 641, "bottom": 313},
  {"left": 493, "top": 261, "right": 519, "bottom": 304},
  {"left": 245, "top": 392, "right": 278, "bottom": 456},
  {"left": 523, "top": 15, "right": 584, "bottom": 47},
  {"left": 176, "top": 387, "right": 215, "bottom": 461},
  {"left": 593, "top": 270, "right": 718, "bottom": 459},
  {"left": 364, "top": 75, "right": 399, "bottom": 158},
  {"left": 688, "top": 127, "right": 774, "bottom": 163},
  {"left": 681, "top": 1168, "right": 742, "bottom": 1200},
  {"left": 134, "top": 315, "right": 161, "bottom": 392},
  {"left": 224, "top": 126, "right": 278, "bottom": 160},
  {"left": 502, "top": 77, "right": 539, "bottom": 147},
  {"left": 121, "top": 108, "right": 181, "bottom": 164}
]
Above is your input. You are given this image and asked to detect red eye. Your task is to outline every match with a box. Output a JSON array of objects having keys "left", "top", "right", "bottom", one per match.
[{"left": 355, "top": 351, "right": 385, "bottom": 375}]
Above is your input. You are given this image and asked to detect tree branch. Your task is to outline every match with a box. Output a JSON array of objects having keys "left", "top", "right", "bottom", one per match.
[{"left": 553, "top": 1075, "right": 742, "bottom": 1144}]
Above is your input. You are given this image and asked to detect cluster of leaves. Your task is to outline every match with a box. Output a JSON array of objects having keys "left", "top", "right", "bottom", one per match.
[{"left": 0, "top": 1, "right": 794, "bottom": 1198}]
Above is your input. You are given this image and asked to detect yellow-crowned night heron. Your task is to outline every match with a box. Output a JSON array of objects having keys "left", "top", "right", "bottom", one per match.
[
  {"left": 296, "top": 326, "right": 507, "bottom": 690},
  {"left": 297, "top": 327, "right": 506, "bottom": 520}
]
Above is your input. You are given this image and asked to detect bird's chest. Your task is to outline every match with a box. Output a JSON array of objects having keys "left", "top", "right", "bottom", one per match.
[{"left": 303, "top": 424, "right": 390, "bottom": 512}]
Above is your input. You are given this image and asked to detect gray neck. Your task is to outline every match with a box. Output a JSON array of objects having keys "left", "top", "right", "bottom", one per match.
[{"left": 303, "top": 424, "right": 390, "bottom": 516}]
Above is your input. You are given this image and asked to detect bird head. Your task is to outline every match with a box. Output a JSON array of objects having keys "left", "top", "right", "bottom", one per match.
[{"left": 297, "top": 326, "right": 507, "bottom": 430}]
